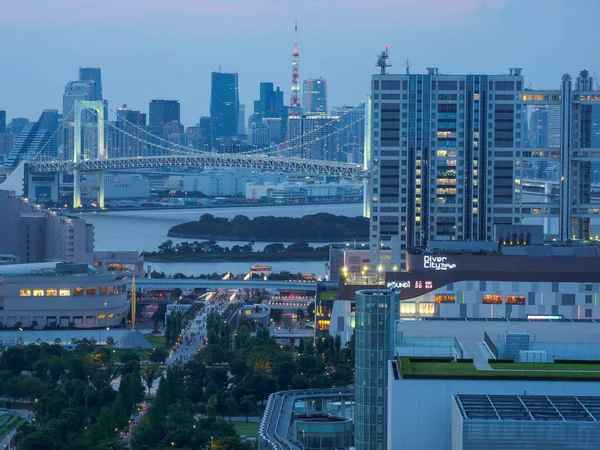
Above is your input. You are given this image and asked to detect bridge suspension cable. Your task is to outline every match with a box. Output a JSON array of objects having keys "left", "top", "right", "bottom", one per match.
[{"left": 104, "top": 101, "right": 366, "bottom": 157}]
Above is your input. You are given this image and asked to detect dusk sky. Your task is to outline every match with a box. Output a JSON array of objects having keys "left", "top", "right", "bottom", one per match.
[{"left": 1, "top": 0, "right": 598, "bottom": 126}]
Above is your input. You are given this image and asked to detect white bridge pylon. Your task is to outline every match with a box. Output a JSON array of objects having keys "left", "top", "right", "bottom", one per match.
[{"left": 73, "top": 100, "right": 106, "bottom": 209}]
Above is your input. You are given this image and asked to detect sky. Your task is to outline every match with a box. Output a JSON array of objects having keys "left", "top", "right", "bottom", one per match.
[{"left": 1, "top": 0, "right": 598, "bottom": 127}]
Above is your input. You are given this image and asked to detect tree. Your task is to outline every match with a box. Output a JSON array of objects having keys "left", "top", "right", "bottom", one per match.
[
  {"left": 141, "top": 363, "right": 162, "bottom": 395},
  {"left": 53, "top": 337, "right": 62, "bottom": 345},
  {"left": 225, "top": 395, "right": 238, "bottom": 419},
  {"left": 263, "top": 243, "right": 285, "bottom": 253},
  {"left": 239, "top": 395, "right": 255, "bottom": 421}
]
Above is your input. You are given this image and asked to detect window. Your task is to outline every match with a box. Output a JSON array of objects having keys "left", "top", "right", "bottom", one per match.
[
  {"left": 100, "top": 286, "right": 107, "bottom": 295},
  {"left": 33, "top": 289, "right": 44, "bottom": 297},
  {"left": 109, "top": 286, "right": 115, "bottom": 295},
  {"left": 98, "top": 314, "right": 106, "bottom": 319},
  {"left": 59, "top": 289, "right": 70, "bottom": 297},
  {"left": 46, "top": 289, "right": 58, "bottom": 297},
  {"left": 483, "top": 294, "right": 502, "bottom": 304},
  {"left": 435, "top": 295, "right": 456, "bottom": 304},
  {"left": 86, "top": 287, "right": 96, "bottom": 296},
  {"left": 108, "top": 313, "right": 115, "bottom": 319},
  {"left": 20, "top": 289, "right": 31, "bottom": 297},
  {"left": 419, "top": 303, "right": 435, "bottom": 315},
  {"left": 506, "top": 295, "right": 525, "bottom": 305},
  {"left": 73, "top": 287, "right": 84, "bottom": 296},
  {"left": 400, "top": 303, "right": 416, "bottom": 315}
]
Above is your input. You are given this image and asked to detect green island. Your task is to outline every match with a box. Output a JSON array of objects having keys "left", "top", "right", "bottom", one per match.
[
  {"left": 142, "top": 240, "right": 330, "bottom": 262},
  {"left": 167, "top": 212, "right": 368, "bottom": 241}
]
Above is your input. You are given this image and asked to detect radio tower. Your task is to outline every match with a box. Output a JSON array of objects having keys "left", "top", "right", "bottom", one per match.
[{"left": 290, "top": 20, "right": 301, "bottom": 114}]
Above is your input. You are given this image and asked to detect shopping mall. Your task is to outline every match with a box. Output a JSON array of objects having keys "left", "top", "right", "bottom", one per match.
[
  {"left": 379, "top": 245, "right": 600, "bottom": 321},
  {"left": 0, "top": 262, "right": 129, "bottom": 328}
]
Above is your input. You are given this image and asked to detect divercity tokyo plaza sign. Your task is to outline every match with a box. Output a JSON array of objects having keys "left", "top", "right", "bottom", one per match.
[{"left": 423, "top": 256, "right": 457, "bottom": 271}]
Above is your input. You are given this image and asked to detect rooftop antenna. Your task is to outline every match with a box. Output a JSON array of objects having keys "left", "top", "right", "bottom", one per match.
[
  {"left": 376, "top": 45, "right": 391, "bottom": 75},
  {"left": 218, "top": 65, "right": 222, "bottom": 73},
  {"left": 404, "top": 58, "right": 411, "bottom": 75}
]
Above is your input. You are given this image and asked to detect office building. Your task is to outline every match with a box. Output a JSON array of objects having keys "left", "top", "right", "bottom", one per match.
[
  {"left": 0, "top": 262, "right": 128, "bottom": 329},
  {"left": 4, "top": 110, "right": 59, "bottom": 167},
  {"left": 332, "top": 104, "right": 365, "bottom": 163},
  {"left": 251, "top": 82, "right": 287, "bottom": 144},
  {"left": 112, "top": 104, "right": 147, "bottom": 157},
  {"left": 354, "top": 289, "right": 398, "bottom": 450},
  {"left": 198, "top": 117, "right": 215, "bottom": 151},
  {"left": 369, "top": 68, "right": 600, "bottom": 270},
  {"left": 78, "top": 67, "right": 102, "bottom": 100},
  {"left": 287, "top": 115, "right": 340, "bottom": 160},
  {"left": 149, "top": 100, "right": 180, "bottom": 138},
  {"left": 303, "top": 78, "right": 328, "bottom": 116},
  {"left": 8, "top": 118, "right": 29, "bottom": 135},
  {"left": 210, "top": 72, "right": 240, "bottom": 140},
  {"left": 238, "top": 104, "right": 246, "bottom": 135},
  {"left": 0, "top": 110, "right": 5, "bottom": 133}
]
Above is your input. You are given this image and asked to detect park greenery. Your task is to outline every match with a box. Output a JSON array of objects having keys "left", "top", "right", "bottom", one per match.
[
  {"left": 167, "top": 213, "right": 368, "bottom": 241},
  {"left": 142, "top": 240, "right": 331, "bottom": 262},
  {"left": 131, "top": 312, "right": 355, "bottom": 449}
]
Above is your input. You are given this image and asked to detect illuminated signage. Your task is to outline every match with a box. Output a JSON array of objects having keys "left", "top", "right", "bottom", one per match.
[
  {"left": 527, "top": 314, "right": 563, "bottom": 321},
  {"left": 387, "top": 281, "right": 434, "bottom": 290},
  {"left": 387, "top": 281, "right": 411, "bottom": 290},
  {"left": 423, "top": 255, "right": 457, "bottom": 271}
]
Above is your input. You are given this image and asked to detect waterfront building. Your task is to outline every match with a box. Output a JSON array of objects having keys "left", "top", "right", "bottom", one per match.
[
  {"left": 210, "top": 71, "right": 240, "bottom": 141},
  {"left": 303, "top": 78, "right": 328, "bottom": 116},
  {"left": 0, "top": 262, "right": 128, "bottom": 329},
  {"left": 369, "top": 67, "right": 600, "bottom": 270}
]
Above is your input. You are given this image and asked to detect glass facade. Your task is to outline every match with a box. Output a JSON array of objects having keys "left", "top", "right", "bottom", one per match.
[
  {"left": 354, "top": 290, "right": 398, "bottom": 450},
  {"left": 294, "top": 418, "right": 353, "bottom": 450}
]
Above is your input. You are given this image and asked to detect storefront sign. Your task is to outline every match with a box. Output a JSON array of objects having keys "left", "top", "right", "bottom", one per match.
[
  {"left": 387, "top": 281, "right": 411, "bottom": 290},
  {"left": 423, "top": 255, "right": 457, "bottom": 271}
]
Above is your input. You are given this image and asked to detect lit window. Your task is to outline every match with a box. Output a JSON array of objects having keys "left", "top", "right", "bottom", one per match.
[
  {"left": 73, "top": 287, "right": 84, "bottom": 296},
  {"left": 506, "top": 295, "right": 526, "bottom": 305},
  {"left": 108, "top": 286, "right": 115, "bottom": 295},
  {"left": 419, "top": 303, "right": 435, "bottom": 315},
  {"left": 483, "top": 294, "right": 502, "bottom": 304},
  {"left": 33, "top": 289, "right": 44, "bottom": 297},
  {"left": 46, "top": 289, "right": 58, "bottom": 297},
  {"left": 108, "top": 313, "right": 115, "bottom": 318},
  {"left": 20, "top": 289, "right": 31, "bottom": 297},
  {"left": 98, "top": 314, "right": 106, "bottom": 319},
  {"left": 86, "top": 287, "right": 96, "bottom": 296},
  {"left": 400, "top": 303, "right": 416, "bottom": 315},
  {"left": 435, "top": 295, "right": 456, "bottom": 304},
  {"left": 99, "top": 286, "right": 107, "bottom": 295},
  {"left": 59, "top": 289, "right": 70, "bottom": 297}
]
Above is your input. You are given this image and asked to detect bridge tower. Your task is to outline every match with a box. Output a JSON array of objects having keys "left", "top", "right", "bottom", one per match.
[{"left": 73, "top": 100, "right": 106, "bottom": 209}]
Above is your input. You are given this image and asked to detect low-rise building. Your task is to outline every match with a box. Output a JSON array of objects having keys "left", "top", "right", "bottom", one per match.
[{"left": 0, "top": 262, "right": 129, "bottom": 329}]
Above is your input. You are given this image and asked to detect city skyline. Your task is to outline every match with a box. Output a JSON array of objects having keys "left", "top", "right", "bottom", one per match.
[{"left": 1, "top": 0, "right": 597, "bottom": 126}]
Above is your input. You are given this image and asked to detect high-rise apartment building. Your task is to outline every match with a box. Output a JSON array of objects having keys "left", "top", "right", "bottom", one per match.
[
  {"left": 369, "top": 67, "right": 600, "bottom": 270},
  {"left": 287, "top": 115, "right": 340, "bottom": 160},
  {"left": 303, "top": 78, "right": 328, "bottom": 115},
  {"left": 210, "top": 72, "right": 240, "bottom": 141}
]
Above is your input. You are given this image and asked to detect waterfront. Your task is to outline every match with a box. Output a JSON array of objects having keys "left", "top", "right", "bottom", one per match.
[{"left": 83, "top": 202, "right": 363, "bottom": 278}]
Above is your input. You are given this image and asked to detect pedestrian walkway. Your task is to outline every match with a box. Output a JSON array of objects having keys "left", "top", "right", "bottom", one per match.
[{"left": 461, "top": 341, "right": 493, "bottom": 370}]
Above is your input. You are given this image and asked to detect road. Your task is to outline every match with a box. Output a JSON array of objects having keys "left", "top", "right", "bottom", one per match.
[{"left": 0, "top": 410, "right": 33, "bottom": 449}]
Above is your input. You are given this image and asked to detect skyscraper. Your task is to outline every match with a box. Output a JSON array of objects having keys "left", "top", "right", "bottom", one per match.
[
  {"left": 112, "top": 104, "right": 147, "bottom": 157},
  {"left": 78, "top": 67, "right": 102, "bottom": 100},
  {"left": 286, "top": 115, "right": 340, "bottom": 160},
  {"left": 354, "top": 289, "right": 398, "bottom": 450},
  {"left": 251, "top": 82, "right": 287, "bottom": 144},
  {"left": 3, "top": 110, "right": 59, "bottom": 167},
  {"left": 332, "top": 104, "right": 365, "bottom": 163},
  {"left": 302, "top": 78, "right": 328, "bottom": 115},
  {"left": 210, "top": 71, "right": 240, "bottom": 140},
  {"left": 0, "top": 110, "right": 6, "bottom": 133},
  {"left": 149, "top": 100, "right": 181, "bottom": 138}
]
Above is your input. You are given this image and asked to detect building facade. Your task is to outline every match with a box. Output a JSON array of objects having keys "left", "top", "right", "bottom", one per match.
[
  {"left": 0, "top": 262, "right": 128, "bottom": 328},
  {"left": 287, "top": 115, "right": 340, "bottom": 160},
  {"left": 303, "top": 78, "right": 328, "bottom": 116},
  {"left": 354, "top": 289, "right": 398, "bottom": 450},
  {"left": 149, "top": 99, "right": 180, "bottom": 138},
  {"left": 4, "top": 110, "right": 59, "bottom": 167},
  {"left": 369, "top": 68, "right": 600, "bottom": 270},
  {"left": 210, "top": 72, "right": 240, "bottom": 141}
]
